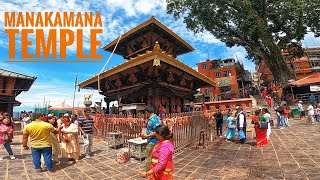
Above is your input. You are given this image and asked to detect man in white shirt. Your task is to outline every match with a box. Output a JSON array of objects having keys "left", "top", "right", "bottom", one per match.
[
  {"left": 236, "top": 106, "right": 246, "bottom": 144},
  {"left": 21, "top": 114, "right": 31, "bottom": 131},
  {"left": 307, "top": 103, "right": 315, "bottom": 124},
  {"left": 297, "top": 101, "right": 305, "bottom": 118},
  {"left": 262, "top": 108, "right": 272, "bottom": 140}
]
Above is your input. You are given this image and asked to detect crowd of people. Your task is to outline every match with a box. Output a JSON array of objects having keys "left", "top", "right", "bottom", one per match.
[
  {"left": 0, "top": 109, "right": 98, "bottom": 173},
  {"left": 1, "top": 106, "right": 175, "bottom": 179},
  {"left": 208, "top": 105, "right": 273, "bottom": 147},
  {"left": 2, "top": 91, "right": 319, "bottom": 178},
  {"left": 297, "top": 100, "right": 320, "bottom": 124}
]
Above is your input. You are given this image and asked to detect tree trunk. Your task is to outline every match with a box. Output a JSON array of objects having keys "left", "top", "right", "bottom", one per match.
[{"left": 263, "top": 48, "right": 295, "bottom": 86}]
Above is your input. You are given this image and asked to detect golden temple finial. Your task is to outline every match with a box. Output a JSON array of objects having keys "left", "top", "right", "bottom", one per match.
[
  {"left": 153, "top": 57, "right": 161, "bottom": 66},
  {"left": 154, "top": 41, "right": 160, "bottom": 50}
]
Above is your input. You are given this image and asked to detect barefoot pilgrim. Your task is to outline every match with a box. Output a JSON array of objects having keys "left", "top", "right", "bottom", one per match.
[{"left": 4, "top": 12, "right": 103, "bottom": 61}]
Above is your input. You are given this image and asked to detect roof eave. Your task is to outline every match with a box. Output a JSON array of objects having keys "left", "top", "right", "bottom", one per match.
[
  {"left": 78, "top": 50, "right": 215, "bottom": 88},
  {"left": 102, "top": 16, "right": 194, "bottom": 53}
]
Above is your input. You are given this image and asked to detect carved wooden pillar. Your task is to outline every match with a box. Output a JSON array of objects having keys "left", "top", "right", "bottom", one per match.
[
  {"left": 169, "top": 97, "right": 172, "bottom": 114},
  {"left": 147, "top": 87, "right": 154, "bottom": 107},
  {"left": 181, "top": 98, "right": 184, "bottom": 112},
  {"left": 7, "top": 97, "right": 13, "bottom": 117},
  {"left": 153, "top": 89, "right": 159, "bottom": 111},
  {"left": 104, "top": 97, "right": 110, "bottom": 114}
]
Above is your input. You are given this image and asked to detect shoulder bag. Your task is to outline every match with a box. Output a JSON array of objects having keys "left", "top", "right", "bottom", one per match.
[{"left": 258, "top": 121, "right": 268, "bottom": 129}]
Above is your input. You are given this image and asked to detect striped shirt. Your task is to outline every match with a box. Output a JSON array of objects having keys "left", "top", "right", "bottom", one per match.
[{"left": 78, "top": 116, "right": 94, "bottom": 134}]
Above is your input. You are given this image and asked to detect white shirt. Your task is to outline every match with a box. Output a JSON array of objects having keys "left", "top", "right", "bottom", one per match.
[
  {"left": 57, "top": 119, "right": 62, "bottom": 127},
  {"left": 23, "top": 117, "right": 30, "bottom": 122},
  {"left": 298, "top": 103, "right": 304, "bottom": 111},
  {"left": 238, "top": 111, "right": 245, "bottom": 128},
  {"left": 263, "top": 113, "right": 271, "bottom": 122},
  {"left": 307, "top": 105, "right": 314, "bottom": 116}
]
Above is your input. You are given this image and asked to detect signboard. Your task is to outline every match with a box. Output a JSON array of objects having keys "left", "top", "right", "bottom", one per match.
[
  {"left": 218, "top": 78, "right": 231, "bottom": 87},
  {"left": 121, "top": 105, "right": 137, "bottom": 111},
  {"left": 310, "top": 85, "right": 320, "bottom": 92}
]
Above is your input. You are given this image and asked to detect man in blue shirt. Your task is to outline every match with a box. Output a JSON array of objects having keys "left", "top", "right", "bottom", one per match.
[
  {"left": 310, "top": 94, "right": 316, "bottom": 104},
  {"left": 141, "top": 106, "right": 161, "bottom": 171}
]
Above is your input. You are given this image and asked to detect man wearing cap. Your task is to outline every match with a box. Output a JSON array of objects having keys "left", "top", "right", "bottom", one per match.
[
  {"left": 78, "top": 109, "right": 99, "bottom": 159},
  {"left": 307, "top": 102, "right": 315, "bottom": 124},
  {"left": 22, "top": 113, "right": 62, "bottom": 172},
  {"left": 297, "top": 101, "right": 305, "bottom": 119},
  {"left": 236, "top": 106, "right": 246, "bottom": 144}
]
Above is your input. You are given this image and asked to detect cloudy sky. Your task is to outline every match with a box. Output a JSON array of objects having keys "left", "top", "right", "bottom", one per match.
[{"left": 1, "top": 0, "right": 319, "bottom": 112}]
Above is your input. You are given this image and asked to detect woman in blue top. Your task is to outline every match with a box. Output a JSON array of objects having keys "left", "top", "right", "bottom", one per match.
[{"left": 224, "top": 112, "right": 237, "bottom": 142}]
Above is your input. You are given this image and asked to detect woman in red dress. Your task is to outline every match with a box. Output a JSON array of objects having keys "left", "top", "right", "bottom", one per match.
[
  {"left": 266, "top": 96, "right": 272, "bottom": 107},
  {"left": 140, "top": 125, "right": 174, "bottom": 180},
  {"left": 262, "top": 89, "right": 267, "bottom": 99},
  {"left": 252, "top": 110, "right": 268, "bottom": 147}
]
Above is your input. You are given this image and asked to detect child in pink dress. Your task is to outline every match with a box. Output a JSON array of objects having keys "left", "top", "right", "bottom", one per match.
[{"left": 0, "top": 118, "right": 15, "bottom": 160}]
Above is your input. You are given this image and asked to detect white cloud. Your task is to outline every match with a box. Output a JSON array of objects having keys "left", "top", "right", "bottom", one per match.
[
  {"left": 161, "top": 17, "right": 222, "bottom": 46},
  {"left": 104, "top": 0, "right": 166, "bottom": 17},
  {"left": 0, "top": 63, "right": 104, "bottom": 112},
  {"left": 14, "top": 80, "right": 106, "bottom": 112},
  {"left": 0, "top": 1, "right": 129, "bottom": 54},
  {"left": 0, "top": 62, "right": 37, "bottom": 77},
  {"left": 222, "top": 46, "right": 255, "bottom": 72},
  {"left": 0, "top": 0, "right": 223, "bottom": 54}
]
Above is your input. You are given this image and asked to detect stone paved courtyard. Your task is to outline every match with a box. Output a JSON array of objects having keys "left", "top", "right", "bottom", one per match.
[{"left": 1, "top": 118, "right": 320, "bottom": 180}]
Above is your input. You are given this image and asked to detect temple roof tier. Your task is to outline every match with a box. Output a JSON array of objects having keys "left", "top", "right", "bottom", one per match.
[{"left": 102, "top": 16, "right": 195, "bottom": 59}]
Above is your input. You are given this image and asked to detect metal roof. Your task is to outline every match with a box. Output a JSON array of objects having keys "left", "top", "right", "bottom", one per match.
[
  {"left": 0, "top": 69, "right": 37, "bottom": 80},
  {"left": 289, "top": 73, "right": 320, "bottom": 87}
]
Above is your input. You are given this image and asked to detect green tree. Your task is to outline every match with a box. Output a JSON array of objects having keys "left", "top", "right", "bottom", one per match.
[{"left": 167, "top": 0, "right": 320, "bottom": 85}]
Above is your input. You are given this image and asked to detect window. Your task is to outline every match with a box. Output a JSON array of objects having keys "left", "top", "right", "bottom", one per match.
[
  {"left": 205, "top": 89, "right": 211, "bottom": 95},
  {"left": 295, "top": 64, "right": 300, "bottom": 69},
  {"left": 311, "top": 61, "right": 320, "bottom": 67},
  {"left": 220, "top": 86, "right": 231, "bottom": 93},
  {"left": 215, "top": 72, "right": 221, "bottom": 78},
  {"left": 202, "top": 64, "right": 207, "bottom": 69},
  {"left": 210, "top": 65, "right": 214, "bottom": 70},
  {"left": 223, "top": 70, "right": 231, "bottom": 77}
]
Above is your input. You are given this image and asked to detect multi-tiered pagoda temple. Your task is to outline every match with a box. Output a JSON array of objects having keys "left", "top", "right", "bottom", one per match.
[{"left": 79, "top": 16, "right": 215, "bottom": 113}]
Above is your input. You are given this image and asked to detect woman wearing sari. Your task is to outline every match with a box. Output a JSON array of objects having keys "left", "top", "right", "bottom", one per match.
[
  {"left": 48, "top": 115, "right": 61, "bottom": 164},
  {"left": 140, "top": 125, "right": 174, "bottom": 180},
  {"left": 224, "top": 112, "right": 237, "bottom": 142},
  {"left": 40, "top": 115, "right": 61, "bottom": 166},
  {"left": 252, "top": 110, "right": 268, "bottom": 147},
  {"left": 60, "top": 116, "right": 80, "bottom": 162}
]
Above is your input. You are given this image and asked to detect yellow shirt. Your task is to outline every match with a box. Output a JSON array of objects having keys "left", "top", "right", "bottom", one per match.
[{"left": 23, "top": 120, "right": 55, "bottom": 148}]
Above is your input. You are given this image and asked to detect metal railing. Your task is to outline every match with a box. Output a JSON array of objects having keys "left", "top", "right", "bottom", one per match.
[
  {"left": 93, "top": 111, "right": 218, "bottom": 152},
  {"left": 295, "top": 92, "right": 320, "bottom": 103}
]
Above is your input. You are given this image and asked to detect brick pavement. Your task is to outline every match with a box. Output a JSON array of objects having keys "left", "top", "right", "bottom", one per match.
[{"left": 1, "top": 118, "right": 320, "bottom": 180}]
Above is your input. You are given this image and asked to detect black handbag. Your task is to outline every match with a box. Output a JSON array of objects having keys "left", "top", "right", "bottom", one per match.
[{"left": 258, "top": 121, "right": 268, "bottom": 129}]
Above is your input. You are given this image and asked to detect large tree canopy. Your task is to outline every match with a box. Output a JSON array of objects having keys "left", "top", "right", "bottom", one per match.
[{"left": 167, "top": 0, "right": 320, "bottom": 85}]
